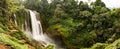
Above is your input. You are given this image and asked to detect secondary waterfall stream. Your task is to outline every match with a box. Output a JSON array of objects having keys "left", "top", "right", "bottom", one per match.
[{"left": 20, "top": 10, "right": 65, "bottom": 49}]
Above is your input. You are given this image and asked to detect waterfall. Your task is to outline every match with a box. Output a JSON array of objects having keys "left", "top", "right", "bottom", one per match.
[
  {"left": 20, "top": 10, "right": 65, "bottom": 49},
  {"left": 14, "top": 14, "right": 18, "bottom": 26},
  {"left": 27, "top": 10, "right": 54, "bottom": 46},
  {"left": 29, "top": 10, "right": 43, "bottom": 40}
]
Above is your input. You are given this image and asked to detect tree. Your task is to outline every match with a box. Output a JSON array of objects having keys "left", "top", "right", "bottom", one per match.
[
  {"left": 79, "top": 1, "right": 89, "bottom": 11},
  {"left": 92, "top": 0, "right": 106, "bottom": 7},
  {"left": 79, "top": 10, "right": 92, "bottom": 19}
]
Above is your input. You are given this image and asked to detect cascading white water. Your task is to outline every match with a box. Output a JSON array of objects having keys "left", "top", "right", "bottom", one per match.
[
  {"left": 28, "top": 10, "right": 54, "bottom": 46},
  {"left": 29, "top": 10, "right": 43, "bottom": 40},
  {"left": 21, "top": 10, "right": 65, "bottom": 49},
  {"left": 14, "top": 14, "right": 18, "bottom": 26}
]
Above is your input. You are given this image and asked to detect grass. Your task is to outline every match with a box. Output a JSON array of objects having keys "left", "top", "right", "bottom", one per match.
[
  {"left": 0, "top": 33, "right": 29, "bottom": 49},
  {"left": 0, "top": 28, "right": 5, "bottom": 33}
]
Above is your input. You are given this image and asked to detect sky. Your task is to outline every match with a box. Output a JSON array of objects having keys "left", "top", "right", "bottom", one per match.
[{"left": 78, "top": 0, "right": 120, "bottom": 8}]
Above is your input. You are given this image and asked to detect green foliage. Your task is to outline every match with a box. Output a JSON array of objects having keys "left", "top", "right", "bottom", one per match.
[
  {"left": 79, "top": 1, "right": 89, "bottom": 11},
  {"left": 1, "top": 0, "right": 120, "bottom": 49},
  {"left": 7, "top": 0, "right": 24, "bottom": 13},
  {"left": 91, "top": 0, "right": 106, "bottom": 7},
  {"left": 105, "top": 39, "right": 120, "bottom": 49},
  {"left": 90, "top": 43, "right": 108, "bottom": 49},
  {"left": 87, "top": 39, "right": 120, "bottom": 49},
  {"left": 25, "top": 0, "right": 120, "bottom": 48},
  {"left": 0, "top": 27, "right": 5, "bottom": 33},
  {"left": 79, "top": 10, "right": 92, "bottom": 18},
  {"left": 0, "top": 33, "right": 28, "bottom": 49},
  {"left": 43, "top": 45, "right": 54, "bottom": 49},
  {"left": 15, "top": 9, "right": 29, "bottom": 28},
  {"left": 10, "top": 31, "right": 26, "bottom": 40}
]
